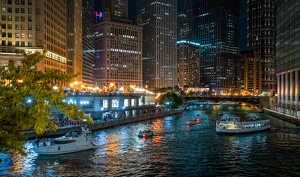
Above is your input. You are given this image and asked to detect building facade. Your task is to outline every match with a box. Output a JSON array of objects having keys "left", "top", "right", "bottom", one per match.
[
  {"left": 240, "top": 51, "right": 262, "bottom": 96},
  {"left": 186, "top": 0, "right": 240, "bottom": 95},
  {"left": 177, "top": 41, "right": 200, "bottom": 88},
  {"left": 276, "top": 0, "right": 300, "bottom": 116},
  {"left": 137, "top": 0, "right": 178, "bottom": 89},
  {"left": 94, "top": 10, "right": 143, "bottom": 92},
  {"left": 67, "top": 0, "right": 82, "bottom": 83},
  {"left": 247, "top": 0, "right": 277, "bottom": 94},
  {"left": 0, "top": 0, "right": 69, "bottom": 74},
  {"left": 82, "top": 0, "right": 95, "bottom": 87},
  {"left": 102, "top": 0, "right": 128, "bottom": 19}
]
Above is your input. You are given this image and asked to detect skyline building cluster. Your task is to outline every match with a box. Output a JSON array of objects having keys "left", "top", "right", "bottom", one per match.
[{"left": 0, "top": 0, "right": 299, "bottom": 97}]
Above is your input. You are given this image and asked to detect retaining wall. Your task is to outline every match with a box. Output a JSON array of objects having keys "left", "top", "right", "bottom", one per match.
[
  {"left": 25, "top": 109, "right": 184, "bottom": 139},
  {"left": 264, "top": 108, "right": 300, "bottom": 126}
]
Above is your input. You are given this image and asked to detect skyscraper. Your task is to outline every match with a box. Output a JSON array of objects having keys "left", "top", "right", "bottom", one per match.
[
  {"left": 82, "top": 0, "right": 95, "bottom": 87},
  {"left": 185, "top": 0, "right": 240, "bottom": 95},
  {"left": 102, "top": 0, "right": 128, "bottom": 19},
  {"left": 177, "top": 41, "right": 200, "bottom": 88},
  {"left": 276, "top": 0, "right": 300, "bottom": 116},
  {"left": 240, "top": 51, "right": 262, "bottom": 95},
  {"left": 0, "top": 0, "right": 73, "bottom": 75},
  {"left": 94, "top": 9, "right": 143, "bottom": 91},
  {"left": 67, "top": 0, "right": 83, "bottom": 83},
  {"left": 137, "top": 0, "right": 178, "bottom": 89},
  {"left": 247, "top": 0, "right": 276, "bottom": 94}
]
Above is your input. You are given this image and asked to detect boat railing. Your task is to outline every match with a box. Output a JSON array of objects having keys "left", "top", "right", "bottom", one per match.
[{"left": 216, "top": 119, "right": 270, "bottom": 130}]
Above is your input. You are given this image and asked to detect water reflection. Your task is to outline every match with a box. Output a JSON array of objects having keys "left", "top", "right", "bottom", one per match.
[{"left": 1, "top": 105, "right": 300, "bottom": 176}]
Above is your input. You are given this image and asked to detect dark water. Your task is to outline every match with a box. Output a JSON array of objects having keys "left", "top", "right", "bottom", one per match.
[{"left": 1, "top": 105, "right": 300, "bottom": 176}]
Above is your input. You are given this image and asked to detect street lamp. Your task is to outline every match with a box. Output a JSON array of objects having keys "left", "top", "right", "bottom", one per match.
[
  {"left": 53, "top": 86, "right": 58, "bottom": 90},
  {"left": 110, "top": 83, "right": 115, "bottom": 92}
]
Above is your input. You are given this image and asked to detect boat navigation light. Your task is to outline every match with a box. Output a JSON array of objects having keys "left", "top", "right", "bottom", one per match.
[{"left": 70, "top": 138, "right": 72, "bottom": 140}]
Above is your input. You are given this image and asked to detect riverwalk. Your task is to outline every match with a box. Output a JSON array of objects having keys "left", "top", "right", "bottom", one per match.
[
  {"left": 24, "top": 109, "right": 184, "bottom": 139},
  {"left": 264, "top": 108, "right": 300, "bottom": 126}
]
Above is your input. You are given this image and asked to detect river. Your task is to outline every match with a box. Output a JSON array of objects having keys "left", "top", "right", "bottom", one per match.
[{"left": 1, "top": 105, "right": 300, "bottom": 176}]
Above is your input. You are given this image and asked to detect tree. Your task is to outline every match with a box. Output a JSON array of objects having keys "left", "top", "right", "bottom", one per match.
[
  {"left": 174, "top": 85, "right": 179, "bottom": 92},
  {"left": 0, "top": 51, "right": 93, "bottom": 157},
  {"left": 159, "top": 92, "right": 183, "bottom": 109}
]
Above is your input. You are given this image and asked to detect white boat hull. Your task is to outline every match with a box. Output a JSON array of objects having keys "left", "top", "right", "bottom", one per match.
[
  {"left": 33, "top": 144, "right": 95, "bottom": 155},
  {"left": 216, "top": 125, "right": 271, "bottom": 134}
]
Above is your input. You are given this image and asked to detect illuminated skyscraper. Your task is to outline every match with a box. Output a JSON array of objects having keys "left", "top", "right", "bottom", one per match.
[
  {"left": 94, "top": 10, "right": 143, "bottom": 91},
  {"left": 67, "top": 0, "right": 83, "bottom": 84},
  {"left": 0, "top": 0, "right": 68, "bottom": 74},
  {"left": 177, "top": 41, "right": 200, "bottom": 88},
  {"left": 276, "top": 0, "right": 300, "bottom": 115},
  {"left": 137, "top": 0, "right": 178, "bottom": 89},
  {"left": 102, "top": 0, "right": 128, "bottom": 19},
  {"left": 82, "top": 0, "right": 95, "bottom": 87},
  {"left": 185, "top": 0, "right": 240, "bottom": 95},
  {"left": 247, "top": 0, "right": 276, "bottom": 94}
]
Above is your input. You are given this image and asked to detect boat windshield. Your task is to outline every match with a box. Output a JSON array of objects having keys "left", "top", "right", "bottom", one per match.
[
  {"left": 54, "top": 140, "right": 76, "bottom": 144},
  {"left": 65, "top": 130, "right": 81, "bottom": 137}
]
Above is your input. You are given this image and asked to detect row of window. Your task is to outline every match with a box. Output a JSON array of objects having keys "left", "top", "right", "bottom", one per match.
[
  {"left": 1, "top": 15, "right": 32, "bottom": 22},
  {"left": 1, "top": 0, "right": 32, "bottom": 5},
  {"left": 1, "top": 40, "right": 32, "bottom": 46},
  {"left": 1, "top": 7, "right": 33, "bottom": 13},
  {"left": 2, "top": 23, "right": 35, "bottom": 30},
  {"left": 2, "top": 32, "right": 32, "bottom": 38},
  {"left": 1, "top": 24, "right": 40, "bottom": 30},
  {"left": 1, "top": 7, "right": 40, "bottom": 13}
]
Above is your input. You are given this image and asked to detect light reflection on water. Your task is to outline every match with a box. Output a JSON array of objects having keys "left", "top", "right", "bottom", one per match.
[{"left": 1, "top": 106, "right": 300, "bottom": 176}]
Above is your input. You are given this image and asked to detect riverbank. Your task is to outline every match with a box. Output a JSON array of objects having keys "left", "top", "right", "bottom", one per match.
[
  {"left": 24, "top": 109, "right": 184, "bottom": 139},
  {"left": 264, "top": 108, "right": 300, "bottom": 126}
]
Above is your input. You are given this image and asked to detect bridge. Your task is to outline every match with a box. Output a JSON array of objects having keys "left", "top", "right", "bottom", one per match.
[{"left": 183, "top": 96, "right": 261, "bottom": 106}]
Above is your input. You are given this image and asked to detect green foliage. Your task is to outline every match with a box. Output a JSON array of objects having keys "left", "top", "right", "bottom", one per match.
[
  {"left": 160, "top": 92, "right": 183, "bottom": 109},
  {"left": 187, "top": 91, "right": 196, "bottom": 96},
  {"left": 0, "top": 51, "right": 93, "bottom": 157},
  {"left": 153, "top": 87, "right": 173, "bottom": 94}
]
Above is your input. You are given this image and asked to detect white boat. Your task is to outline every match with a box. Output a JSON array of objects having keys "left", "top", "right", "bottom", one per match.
[
  {"left": 216, "top": 116, "right": 271, "bottom": 134},
  {"left": 187, "top": 118, "right": 200, "bottom": 125},
  {"left": 33, "top": 127, "right": 95, "bottom": 155},
  {"left": 138, "top": 130, "right": 153, "bottom": 137}
]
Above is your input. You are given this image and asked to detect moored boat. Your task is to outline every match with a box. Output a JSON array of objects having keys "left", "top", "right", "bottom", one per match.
[
  {"left": 33, "top": 127, "right": 96, "bottom": 155},
  {"left": 216, "top": 116, "right": 271, "bottom": 134}
]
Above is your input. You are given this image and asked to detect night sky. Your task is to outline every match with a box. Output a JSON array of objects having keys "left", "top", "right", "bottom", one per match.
[{"left": 95, "top": 0, "right": 247, "bottom": 51}]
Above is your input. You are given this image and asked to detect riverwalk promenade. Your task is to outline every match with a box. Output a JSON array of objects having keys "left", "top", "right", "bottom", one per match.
[
  {"left": 24, "top": 109, "right": 184, "bottom": 139},
  {"left": 264, "top": 108, "right": 300, "bottom": 126}
]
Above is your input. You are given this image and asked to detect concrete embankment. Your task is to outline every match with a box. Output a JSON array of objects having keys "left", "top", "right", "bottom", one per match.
[
  {"left": 25, "top": 109, "right": 184, "bottom": 139},
  {"left": 264, "top": 108, "right": 300, "bottom": 126}
]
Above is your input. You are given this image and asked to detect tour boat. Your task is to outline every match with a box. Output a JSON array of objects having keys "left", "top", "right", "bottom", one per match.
[
  {"left": 33, "top": 127, "right": 96, "bottom": 155},
  {"left": 138, "top": 130, "right": 153, "bottom": 137},
  {"left": 187, "top": 118, "right": 200, "bottom": 125},
  {"left": 216, "top": 116, "right": 271, "bottom": 134}
]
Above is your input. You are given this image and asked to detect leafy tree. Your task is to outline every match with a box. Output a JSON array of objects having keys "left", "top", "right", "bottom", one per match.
[
  {"left": 153, "top": 87, "right": 173, "bottom": 94},
  {"left": 160, "top": 92, "right": 183, "bottom": 109},
  {"left": 173, "top": 85, "right": 179, "bottom": 92},
  {"left": 0, "top": 51, "right": 93, "bottom": 157}
]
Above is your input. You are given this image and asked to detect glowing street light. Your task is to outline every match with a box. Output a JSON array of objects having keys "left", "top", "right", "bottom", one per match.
[
  {"left": 74, "top": 82, "right": 78, "bottom": 85},
  {"left": 70, "top": 83, "right": 74, "bottom": 87},
  {"left": 53, "top": 86, "right": 58, "bottom": 90}
]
